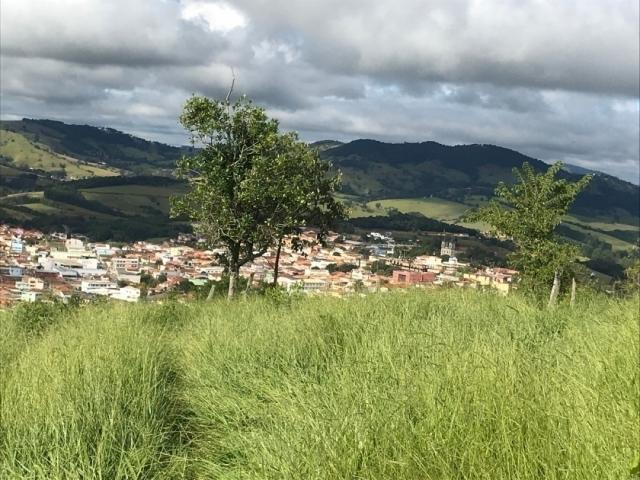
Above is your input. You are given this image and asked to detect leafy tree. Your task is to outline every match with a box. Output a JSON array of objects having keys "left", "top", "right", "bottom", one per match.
[
  {"left": 267, "top": 135, "right": 346, "bottom": 284},
  {"left": 353, "top": 279, "right": 366, "bottom": 293},
  {"left": 326, "top": 263, "right": 358, "bottom": 273},
  {"left": 367, "top": 260, "right": 394, "bottom": 276},
  {"left": 624, "top": 259, "right": 640, "bottom": 292},
  {"left": 467, "top": 162, "right": 591, "bottom": 295},
  {"left": 171, "top": 94, "right": 344, "bottom": 298}
]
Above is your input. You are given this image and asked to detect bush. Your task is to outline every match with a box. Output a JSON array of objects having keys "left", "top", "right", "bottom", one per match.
[{"left": 12, "top": 300, "right": 68, "bottom": 336}]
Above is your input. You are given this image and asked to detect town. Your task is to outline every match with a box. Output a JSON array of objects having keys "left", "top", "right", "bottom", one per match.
[{"left": 0, "top": 223, "right": 517, "bottom": 307}]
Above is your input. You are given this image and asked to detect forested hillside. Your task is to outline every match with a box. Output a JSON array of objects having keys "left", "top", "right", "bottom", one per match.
[{"left": 320, "top": 139, "right": 639, "bottom": 223}]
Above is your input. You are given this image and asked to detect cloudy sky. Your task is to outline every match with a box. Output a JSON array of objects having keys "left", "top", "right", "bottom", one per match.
[{"left": 1, "top": 0, "right": 638, "bottom": 182}]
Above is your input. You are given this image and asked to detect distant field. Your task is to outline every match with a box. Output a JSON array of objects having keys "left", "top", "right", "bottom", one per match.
[
  {"left": 81, "top": 184, "right": 186, "bottom": 215},
  {"left": 0, "top": 164, "right": 27, "bottom": 177},
  {"left": 21, "top": 203, "right": 62, "bottom": 215},
  {"left": 345, "top": 196, "right": 488, "bottom": 229},
  {"left": 346, "top": 197, "right": 469, "bottom": 220},
  {"left": 372, "top": 197, "right": 471, "bottom": 221},
  {"left": 0, "top": 290, "right": 637, "bottom": 479},
  {"left": 566, "top": 215, "right": 639, "bottom": 231},
  {"left": 340, "top": 194, "right": 638, "bottom": 251},
  {"left": 562, "top": 222, "right": 637, "bottom": 251},
  {"left": 0, "top": 130, "right": 119, "bottom": 179}
]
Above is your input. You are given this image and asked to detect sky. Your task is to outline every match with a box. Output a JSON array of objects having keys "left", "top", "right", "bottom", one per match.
[{"left": 1, "top": 0, "right": 638, "bottom": 183}]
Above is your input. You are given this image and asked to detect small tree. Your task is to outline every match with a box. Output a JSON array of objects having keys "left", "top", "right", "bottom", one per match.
[
  {"left": 264, "top": 135, "right": 346, "bottom": 285},
  {"left": 467, "top": 162, "right": 591, "bottom": 297},
  {"left": 624, "top": 258, "right": 640, "bottom": 293},
  {"left": 171, "top": 94, "right": 344, "bottom": 298}
]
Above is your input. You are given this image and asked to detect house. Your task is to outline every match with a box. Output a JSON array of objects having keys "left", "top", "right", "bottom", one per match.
[
  {"left": 10, "top": 237, "right": 24, "bottom": 254},
  {"left": 111, "top": 257, "right": 141, "bottom": 271},
  {"left": 392, "top": 270, "right": 437, "bottom": 285},
  {"left": 81, "top": 279, "right": 117, "bottom": 294},
  {"left": 21, "top": 291, "right": 43, "bottom": 302},
  {"left": 15, "top": 276, "right": 45, "bottom": 291},
  {"left": 302, "top": 278, "right": 328, "bottom": 293},
  {"left": 109, "top": 286, "right": 141, "bottom": 302}
]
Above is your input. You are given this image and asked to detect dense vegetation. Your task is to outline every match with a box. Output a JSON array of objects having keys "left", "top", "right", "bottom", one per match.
[
  {"left": 1, "top": 290, "right": 638, "bottom": 479},
  {"left": 347, "top": 210, "right": 476, "bottom": 235}
]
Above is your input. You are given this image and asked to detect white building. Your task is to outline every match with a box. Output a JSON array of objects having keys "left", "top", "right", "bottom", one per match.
[
  {"left": 109, "top": 286, "right": 141, "bottom": 302},
  {"left": 81, "top": 279, "right": 117, "bottom": 294}
]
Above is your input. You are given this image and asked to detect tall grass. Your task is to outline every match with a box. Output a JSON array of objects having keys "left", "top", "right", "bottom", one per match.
[{"left": 0, "top": 290, "right": 638, "bottom": 479}]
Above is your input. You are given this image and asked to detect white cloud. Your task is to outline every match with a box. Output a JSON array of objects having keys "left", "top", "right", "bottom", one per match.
[
  {"left": 180, "top": 1, "right": 248, "bottom": 34},
  {"left": 0, "top": 0, "right": 637, "bottom": 181}
]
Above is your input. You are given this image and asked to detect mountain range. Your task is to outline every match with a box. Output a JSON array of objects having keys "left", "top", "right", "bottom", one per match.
[{"left": 0, "top": 119, "right": 637, "bottom": 269}]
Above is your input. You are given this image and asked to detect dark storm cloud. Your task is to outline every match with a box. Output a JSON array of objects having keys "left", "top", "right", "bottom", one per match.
[{"left": 0, "top": 0, "right": 638, "bottom": 181}]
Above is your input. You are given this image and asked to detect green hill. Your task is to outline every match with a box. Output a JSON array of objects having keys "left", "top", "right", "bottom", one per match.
[
  {"left": 322, "top": 139, "right": 639, "bottom": 224},
  {"left": 1, "top": 290, "right": 637, "bottom": 479},
  {"left": 0, "top": 120, "right": 637, "bottom": 270},
  {"left": 0, "top": 129, "right": 119, "bottom": 179},
  {"left": 0, "top": 176, "right": 190, "bottom": 242},
  {"left": 0, "top": 119, "right": 192, "bottom": 175}
]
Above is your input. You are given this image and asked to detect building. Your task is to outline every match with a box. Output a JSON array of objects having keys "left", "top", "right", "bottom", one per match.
[
  {"left": 440, "top": 238, "right": 458, "bottom": 257},
  {"left": 15, "top": 276, "right": 45, "bottom": 291},
  {"left": 81, "top": 279, "right": 117, "bottom": 294},
  {"left": 10, "top": 237, "right": 25, "bottom": 254},
  {"left": 109, "top": 286, "right": 141, "bottom": 302},
  {"left": 392, "top": 270, "right": 437, "bottom": 285},
  {"left": 111, "top": 257, "right": 141, "bottom": 271}
]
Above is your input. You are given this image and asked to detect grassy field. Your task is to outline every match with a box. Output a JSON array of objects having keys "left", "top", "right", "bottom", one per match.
[
  {"left": 0, "top": 290, "right": 638, "bottom": 479},
  {"left": 343, "top": 195, "right": 637, "bottom": 249},
  {"left": 562, "top": 222, "right": 637, "bottom": 251},
  {"left": 346, "top": 197, "right": 469, "bottom": 220},
  {"left": 0, "top": 130, "right": 119, "bottom": 179},
  {"left": 80, "top": 185, "right": 186, "bottom": 215},
  {"left": 346, "top": 197, "right": 488, "bottom": 229}
]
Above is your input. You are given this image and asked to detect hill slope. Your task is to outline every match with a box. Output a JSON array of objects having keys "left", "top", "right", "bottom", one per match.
[
  {"left": 0, "top": 119, "right": 192, "bottom": 175},
  {"left": 322, "top": 139, "right": 639, "bottom": 223},
  {"left": 0, "top": 129, "right": 119, "bottom": 179}
]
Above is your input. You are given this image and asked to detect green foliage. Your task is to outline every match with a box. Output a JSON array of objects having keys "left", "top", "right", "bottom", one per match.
[
  {"left": 171, "top": 95, "right": 344, "bottom": 297},
  {"left": 326, "top": 262, "right": 358, "bottom": 273},
  {"left": 12, "top": 300, "right": 70, "bottom": 336},
  {"left": 367, "top": 259, "right": 394, "bottom": 276},
  {"left": 624, "top": 259, "right": 640, "bottom": 292},
  {"left": 468, "top": 162, "right": 591, "bottom": 293},
  {"left": 347, "top": 210, "right": 475, "bottom": 234},
  {"left": 0, "top": 290, "right": 637, "bottom": 478}
]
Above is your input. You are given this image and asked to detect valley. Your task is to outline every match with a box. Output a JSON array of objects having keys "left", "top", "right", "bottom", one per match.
[{"left": 1, "top": 119, "right": 637, "bottom": 280}]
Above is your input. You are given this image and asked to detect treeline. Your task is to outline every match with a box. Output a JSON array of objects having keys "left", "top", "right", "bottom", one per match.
[
  {"left": 556, "top": 224, "right": 637, "bottom": 279},
  {"left": 64, "top": 175, "right": 184, "bottom": 190},
  {"left": 346, "top": 210, "right": 476, "bottom": 235},
  {"left": 1, "top": 212, "right": 191, "bottom": 242}
]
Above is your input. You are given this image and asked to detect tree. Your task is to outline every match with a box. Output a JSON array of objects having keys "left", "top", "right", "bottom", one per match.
[
  {"left": 467, "top": 162, "right": 591, "bottom": 296},
  {"left": 171, "top": 94, "right": 344, "bottom": 298},
  {"left": 624, "top": 258, "right": 640, "bottom": 293},
  {"left": 266, "top": 136, "right": 346, "bottom": 285}
]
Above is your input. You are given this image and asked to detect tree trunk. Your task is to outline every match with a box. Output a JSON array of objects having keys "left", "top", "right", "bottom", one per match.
[
  {"left": 206, "top": 283, "right": 216, "bottom": 301},
  {"left": 227, "top": 246, "right": 240, "bottom": 299},
  {"left": 272, "top": 236, "right": 283, "bottom": 286},
  {"left": 246, "top": 272, "right": 254, "bottom": 294},
  {"left": 228, "top": 269, "right": 238, "bottom": 299},
  {"left": 548, "top": 269, "right": 561, "bottom": 308},
  {"left": 570, "top": 277, "right": 576, "bottom": 307}
]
